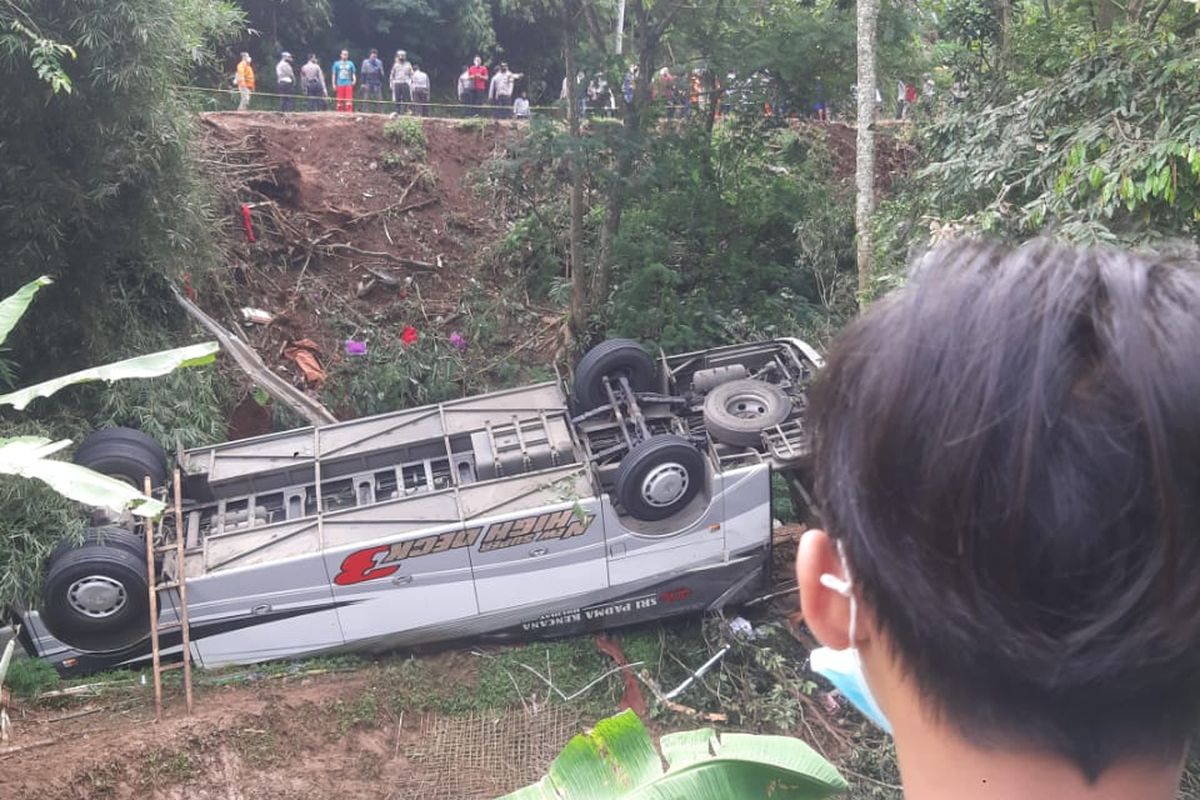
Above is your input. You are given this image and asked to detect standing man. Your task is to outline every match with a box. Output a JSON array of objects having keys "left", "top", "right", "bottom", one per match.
[
  {"left": 489, "top": 62, "right": 523, "bottom": 118},
  {"left": 332, "top": 49, "right": 356, "bottom": 113},
  {"left": 410, "top": 63, "right": 430, "bottom": 116},
  {"left": 236, "top": 52, "right": 255, "bottom": 111},
  {"left": 275, "top": 51, "right": 296, "bottom": 112},
  {"left": 360, "top": 48, "right": 384, "bottom": 111},
  {"left": 457, "top": 65, "right": 472, "bottom": 115},
  {"left": 390, "top": 50, "right": 413, "bottom": 115},
  {"left": 467, "top": 55, "right": 489, "bottom": 115},
  {"left": 300, "top": 54, "right": 328, "bottom": 111}
]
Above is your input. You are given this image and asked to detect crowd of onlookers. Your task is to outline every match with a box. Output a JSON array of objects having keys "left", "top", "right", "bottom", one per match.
[
  {"left": 235, "top": 50, "right": 531, "bottom": 118},
  {"left": 233, "top": 48, "right": 961, "bottom": 123}
]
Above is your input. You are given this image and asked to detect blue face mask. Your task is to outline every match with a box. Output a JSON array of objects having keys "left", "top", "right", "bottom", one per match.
[{"left": 809, "top": 542, "right": 893, "bottom": 733}]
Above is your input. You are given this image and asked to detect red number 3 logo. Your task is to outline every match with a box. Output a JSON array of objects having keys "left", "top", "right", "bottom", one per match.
[{"left": 334, "top": 546, "right": 398, "bottom": 586}]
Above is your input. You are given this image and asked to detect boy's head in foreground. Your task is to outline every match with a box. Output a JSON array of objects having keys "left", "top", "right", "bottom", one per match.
[{"left": 799, "top": 240, "right": 1200, "bottom": 797}]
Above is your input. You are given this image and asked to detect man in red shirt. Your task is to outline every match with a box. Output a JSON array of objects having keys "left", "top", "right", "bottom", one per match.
[{"left": 467, "top": 55, "right": 489, "bottom": 115}]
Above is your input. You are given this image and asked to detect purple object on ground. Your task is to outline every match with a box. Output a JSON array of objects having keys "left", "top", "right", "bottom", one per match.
[
  {"left": 345, "top": 339, "right": 367, "bottom": 356},
  {"left": 449, "top": 331, "right": 468, "bottom": 352}
]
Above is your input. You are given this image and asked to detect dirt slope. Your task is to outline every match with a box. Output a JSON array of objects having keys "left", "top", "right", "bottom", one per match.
[{"left": 196, "top": 112, "right": 523, "bottom": 429}]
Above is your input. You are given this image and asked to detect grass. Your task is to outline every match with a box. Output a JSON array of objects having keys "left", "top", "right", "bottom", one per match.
[
  {"left": 141, "top": 746, "right": 197, "bottom": 784},
  {"left": 4, "top": 656, "right": 60, "bottom": 697},
  {"left": 455, "top": 117, "right": 490, "bottom": 134}
]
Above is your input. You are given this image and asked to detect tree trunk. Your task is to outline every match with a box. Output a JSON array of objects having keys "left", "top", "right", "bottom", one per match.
[
  {"left": 563, "top": 2, "right": 588, "bottom": 342},
  {"left": 998, "top": 0, "right": 1012, "bottom": 75},
  {"left": 854, "top": 0, "right": 878, "bottom": 298},
  {"left": 591, "top": 0, "right": 658, "bottom": 307}
]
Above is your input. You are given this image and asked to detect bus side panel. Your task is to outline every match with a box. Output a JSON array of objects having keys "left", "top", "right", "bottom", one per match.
[
  {"left": 191, "top": 553, "right": 344, "bottom": 667},
  {"left": 469, "top": 498, "right": 608, "bottom": 614},
  {"left": 327, "top": 521, "right": 479, "bottom": 642},
  {"left": 719, "top": 464, "right": 773, "bottom": 556}
]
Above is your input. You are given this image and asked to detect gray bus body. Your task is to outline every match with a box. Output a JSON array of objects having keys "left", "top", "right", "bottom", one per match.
[{"left": 17, "top": 338, "right": 820, "bottom": 676}]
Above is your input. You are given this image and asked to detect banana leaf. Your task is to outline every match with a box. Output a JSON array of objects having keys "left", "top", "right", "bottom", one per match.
[
  {"left": 500, "top": 710, "right": 847, "bottom": 799},
  {"left": 0, "top": 436, "right": 165, "bottom": 517},
  {"left": 0, "top": 342, "right": 219, "bottom": 410},
  {"left": 0, "top": 275, "right": 51, "bottom": 347}
]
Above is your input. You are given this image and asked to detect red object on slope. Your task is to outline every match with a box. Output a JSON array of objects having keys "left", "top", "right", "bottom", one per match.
[
  {"left": 241, "top": 203, "right": 256, "bottom": 243},
  {"left": 594, "top": 634, "right": 648, "bottom": 717},
  {"left": 401, "top": 325, "right": 419, "bottom": 347}
]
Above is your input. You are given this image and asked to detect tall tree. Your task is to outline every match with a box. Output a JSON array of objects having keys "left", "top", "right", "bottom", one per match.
[
  {"left": 854, "top": 0, "right": 879, "bottom": 296},
  {"left": 582, "top": 0, "right": 681, "bottom": 311},
  {"left": 563, "top": 0, "right": 588, "bottom": 342}
]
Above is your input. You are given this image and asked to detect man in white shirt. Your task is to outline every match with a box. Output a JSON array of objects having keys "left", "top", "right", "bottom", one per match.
[
  {"left": 410, "top": 64, "right": 430, "bottom": 116},
  {"left": 390, "top": 50, "right": 413, "bottom": 115},
  {"left": 488, "top": 62, "right": 523, "bottom": 118},
  {"left": 276, "top": 52, "right": 295, "bottom": 112}
]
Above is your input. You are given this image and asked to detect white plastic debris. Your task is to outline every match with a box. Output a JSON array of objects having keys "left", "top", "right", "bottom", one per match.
[
  {"left": 240, "top": 307, "right": 274, "bottom": 325},
  {"left": 728, "top": 616, "right": 756, "bottom": 640}
]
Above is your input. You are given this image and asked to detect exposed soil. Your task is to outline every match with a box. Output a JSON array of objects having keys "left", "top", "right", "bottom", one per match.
[
  {"left": 816, "top": 121, "right": 918, "bottom": 193},
  {"left": 0, "top": 654, "right": 583, "bottom": 800},
  {"left": 195, "top": 112, "right": 526, "bottom": 411}
]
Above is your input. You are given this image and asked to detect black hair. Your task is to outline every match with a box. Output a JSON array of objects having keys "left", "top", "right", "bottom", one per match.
[{"left": 810, "top": 240, "right": 1200, "bottom": 780}]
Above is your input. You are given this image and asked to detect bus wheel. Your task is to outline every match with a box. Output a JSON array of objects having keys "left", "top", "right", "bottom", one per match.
[
  {"left": 615, "top": 434, "right": 704, "bottom": 521},
  {"left": 74, "top": 427, "right": 167, "bottom": 489},
  {"left": 40, "top": 537, "right": 152, "bottom": 652},
  {"left": 573, "top": 338, "right": 657, "bottom": 411}
]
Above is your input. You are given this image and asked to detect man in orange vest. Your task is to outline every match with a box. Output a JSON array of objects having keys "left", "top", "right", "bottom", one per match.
[{"left": 236, "top": 52, "right": 256, "bottom": 111}]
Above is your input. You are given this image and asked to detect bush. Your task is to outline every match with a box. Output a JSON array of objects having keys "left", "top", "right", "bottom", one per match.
[
  {"left": 606, "top": 121, "right": 855, "bottom": 351},
  {"left": 3, "top": 657, "right": 60, "bottom": 698},
  {"left": 383, "top": 117, "right": 427, "bottom": 156},
  {"left": 905, "top": 30, "right": 1200, "bottom": 250}
]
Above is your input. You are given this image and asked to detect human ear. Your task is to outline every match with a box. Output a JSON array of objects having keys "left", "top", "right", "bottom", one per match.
[{"left": 797, "top": 528, "right": 853, "bottom": 650}]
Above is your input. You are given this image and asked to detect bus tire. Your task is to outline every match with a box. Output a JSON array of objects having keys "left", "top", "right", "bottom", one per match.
[
  {"left": 74, "top": 427, "right": 167, "bottom": 489},
  {"left": 40, "top": 539, "right": 152, "bottom": 652},
  {"left": 573, "top": 339, "right": 657, "bottom": 411},
  {"left": 615, "top": 434, "right": 704, "bottom": 521}
]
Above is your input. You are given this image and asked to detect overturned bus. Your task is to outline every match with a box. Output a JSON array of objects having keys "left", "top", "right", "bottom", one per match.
[{"left": 13, "top": 337, "right": 821, "bottom": 675}]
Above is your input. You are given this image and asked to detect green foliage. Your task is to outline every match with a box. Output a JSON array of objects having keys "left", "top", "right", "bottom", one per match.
[
  {"left": 456, "top": 117, "right": 492, "bottom": 134},
  {"left": 325, "top": 333, "right": 474, "bottom": 418},
  {"left": 383, "top": 116, "right": 427, "bottom": 156},
  {"left": 606, "top": 121, "right": 855, "bottom": 351},
  {"left": 381, "top": 150, "right": 405, "bottom": 170},
  {"left": 1, "top": 17, "right": 76, "bottom": 94},
  {"left": 2, "top": 655, "right": 61, "bottom": 698},
  {"left": 0, "top": 467, "right": 85, "bottom": 609},
  {"left": 909, "top": 30, "right": 1200, "bottom": 250},
  {"left": 0, "top": 0, "right": 241, "bottom": 379}
]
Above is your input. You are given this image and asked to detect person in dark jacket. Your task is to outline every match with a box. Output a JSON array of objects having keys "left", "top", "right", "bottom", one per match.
[
  {"left": 300, "top": 54, "right": 328, "bottom": 112},
  {"left": 360, "top": 48, "right": 384, "bottom": 111}
]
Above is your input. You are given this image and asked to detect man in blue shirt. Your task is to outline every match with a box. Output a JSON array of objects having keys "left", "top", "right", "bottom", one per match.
[
  {"left": 360, "top": 48, "right": 384, "bottom": 111},
  {"left": 332, "top": 49, "right": 356, "bottom": 113}
]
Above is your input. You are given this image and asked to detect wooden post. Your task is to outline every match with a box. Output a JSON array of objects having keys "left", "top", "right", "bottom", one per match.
[
  {"left": 173, "top": 470, "right": 194, "bottom": 715},
  {"left": 144, "top": 476, "right": 163, "bottom": 721}
]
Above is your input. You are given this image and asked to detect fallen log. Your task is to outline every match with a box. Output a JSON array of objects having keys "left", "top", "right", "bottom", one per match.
[{"left": 172, "top": 287, "right": 337, "bottom": 426}]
